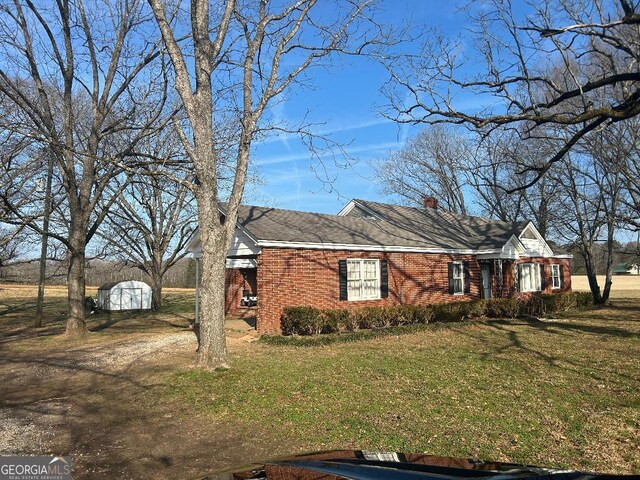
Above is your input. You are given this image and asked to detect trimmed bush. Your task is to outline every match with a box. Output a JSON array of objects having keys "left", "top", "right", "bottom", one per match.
[
  {"left": 486, "top": 297, "right": 522, "bottom": 319},
  {"left": 323, "top": 309, "right": 351, "bottom": 333},
  {"left": 544, "top": 291, "right": 593, "bottom": 313},
  {"left": 281, "top": 306, "right": 324, "bottom": 336},
  {"left": 280, "top": 292, "right": 593, "bottom": 336},
  {"left": 396, "top": 305, "right": 434, "bottom": 325},
  {"left": 574, "top": 291, "right": 593, "bottom": 307},
  {"left": 467, "top": 299, "right": 488, "bottom": 318}
]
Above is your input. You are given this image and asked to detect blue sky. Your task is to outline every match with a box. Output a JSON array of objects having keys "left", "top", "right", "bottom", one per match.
[{"left": 249, "top": 1, "right": 465, "bottom": 214}]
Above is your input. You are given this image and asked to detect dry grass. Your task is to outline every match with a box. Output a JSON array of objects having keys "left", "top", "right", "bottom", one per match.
[
  {"left": 0, "top": 283, "right": 195, "bottom": 342},
  {"left": 572, "top": 275, "right": 640, "bottom": 299}
]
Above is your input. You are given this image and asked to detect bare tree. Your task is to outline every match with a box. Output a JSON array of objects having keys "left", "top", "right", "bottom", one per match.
[
  {"left": 0, "top": 226, "right": 26, "bottom": 279},
  {"left": 374, "top": 125, "right": 561, "bottom": 236},
  {"left": 99, "top": 169, "right": 196, "bottom": 310},
  {"left": 553, "top": 119, "right": 633, "bottom": 303},
  {"left": 0, "top": 0, "right": 171, "bottom": 335},
  {"left": 384, "top": 0, "right": 640, "bottom": 189},
  {"left": 148, "top": 0, "right": 395, "bottom": 368},
  {"left": 375, "top": 125, "right": 469, "bottom": 214}
]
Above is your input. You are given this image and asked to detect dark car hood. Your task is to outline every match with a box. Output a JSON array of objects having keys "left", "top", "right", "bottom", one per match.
[{"left": 195, "top": 450, "right": 639, "bottom": 480}]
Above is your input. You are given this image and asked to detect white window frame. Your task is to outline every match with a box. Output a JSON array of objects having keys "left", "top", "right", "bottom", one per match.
[
  {"left": 452, "top": 261, "right": 464, "bottom": 295},
  {"left": 551, "top": 264, "right": 561, "bottom": 289},
  {"left": 346, "top": 259, "right": 380, "bottom": 301},
  {"left": 519, "top": 263, "right": 542, "bottom": 292}
]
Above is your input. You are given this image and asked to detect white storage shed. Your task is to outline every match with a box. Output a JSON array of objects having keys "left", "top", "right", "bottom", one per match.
[{"left": 96, "top": 280, "right": 152, "bottom": 311}]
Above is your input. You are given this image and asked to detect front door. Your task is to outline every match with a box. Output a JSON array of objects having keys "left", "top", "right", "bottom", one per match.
[{"left": 481, "top": 265, "right": 492, "bottom": 299}]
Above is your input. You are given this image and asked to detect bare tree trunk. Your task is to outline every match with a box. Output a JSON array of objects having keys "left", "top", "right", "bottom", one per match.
[
  {"left": 150, "top": 271, "right": 163, "bottom": 310},
  {"left": 65, "top": 230, "right": 88, "bottom": 336},
  {"left": 601, "top": 221, "right": 616, "bottom": 304},
  {"left": 35, "top": 154, "right": 53, "bottom": 328},
  {"left": 583, "top": 253, "right": 603, "bottom": 304},
  {"left": 196, "top": 222, "right": 228, "bottom": 368}
]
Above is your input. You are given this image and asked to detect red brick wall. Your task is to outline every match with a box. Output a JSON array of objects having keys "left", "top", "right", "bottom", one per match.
[
  {"left": 225, "top": 268, "right": 245, "bottom": 315},
  {"left": 255, "top": 248, "right": 484, "bottom": 333}
]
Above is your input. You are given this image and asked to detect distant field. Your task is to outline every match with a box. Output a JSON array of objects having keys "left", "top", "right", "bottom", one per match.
[
  {"left": 0, "top": 283, "right": 195, "bottom": 339},
  {"left": 571, "top": 275, "right": 640, "bottom": 298}
]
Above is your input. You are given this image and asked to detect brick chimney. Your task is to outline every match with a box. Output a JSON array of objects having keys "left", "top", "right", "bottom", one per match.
[{"left": 423, "top": 195, "right": 438, "bottom": 209}]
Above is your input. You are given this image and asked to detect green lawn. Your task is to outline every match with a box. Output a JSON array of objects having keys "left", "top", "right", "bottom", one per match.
[
  {"left": 169, "top": 299, "right": 640, "bottom": 474},
  {"left": 2, "top": 282, "right": 638, "bottom": 475}
]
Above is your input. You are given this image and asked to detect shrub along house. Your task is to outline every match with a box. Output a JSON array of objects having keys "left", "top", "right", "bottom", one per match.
[{"left": 187, "top": 197, "right": 572, "bottom": 333}]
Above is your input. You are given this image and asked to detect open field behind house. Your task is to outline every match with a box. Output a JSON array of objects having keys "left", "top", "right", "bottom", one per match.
[
  {"left": 0, "top": 279, "right": 638, "bottom": 479},
  {"left": 572, "top": 275, "right": 640, "bottom": 298}
]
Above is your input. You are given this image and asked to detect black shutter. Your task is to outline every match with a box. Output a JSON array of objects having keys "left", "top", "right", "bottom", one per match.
[
  {"left": 448, "top": 262, "right": 454, "bottom": 294},
  {"left": 559, "top": 265, "right": 565, "bottom": 289},
  {"left": 540, "top": 264, "right": 546, "bottom": 291},
  {"left": 463, "top": 262, "right": 470, "bottom": 294},
  {"left": 515, "top": 264, "right": 522, "bottom": 292},
  {"left": 339, "top": 260, "right": 348, "bottom": 301},
  {"left": 380, "top": 260, "right": 389, "bottom": 298}
]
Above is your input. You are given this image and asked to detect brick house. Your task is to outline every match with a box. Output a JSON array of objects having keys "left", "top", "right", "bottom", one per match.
[{"left": 187, "top": 198, "right": 572, "bottom": 333}]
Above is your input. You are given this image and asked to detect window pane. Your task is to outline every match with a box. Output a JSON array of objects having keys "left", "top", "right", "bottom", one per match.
[
  {"left": 347, "top": 261, "right": 361, "bottom": 280},
  {"left": 453, "top": 278, "right": 463, "bottom": 294},
  {"left": 346, "top": 259, "right": 379, "bottom": 300},
  {"left": 363, "top": 279, "right": 378, "bottom": 297},
  {"left": 552, "top": 265, "right": 560, "bottom": 288},
  {"left": 363, "top": 260, "right": 377, "bottom": 279},
  {"left": 522, "top": 265, "right": 530, "bottom": 291},
  {"left": 453, "top": 263, "right": 462, "bottom": 278},
  {"left": 347, "top": 280, "right": 361, "bottom": 299}
]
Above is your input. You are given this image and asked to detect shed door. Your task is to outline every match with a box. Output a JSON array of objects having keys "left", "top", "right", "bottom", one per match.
[{"left": 120, "top": 288, "right": 142, "bottom": 310}]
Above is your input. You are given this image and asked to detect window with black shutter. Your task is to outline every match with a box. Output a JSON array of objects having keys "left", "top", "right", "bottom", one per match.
[
  {"left": 340, "top": 259, "right": 382, "bottom": 301},
  {"left": 551, "top": 264, "right": 562, "bottom": 289},
  {"left": 448, "top": 261, "right": 464, "bottom": 295}
]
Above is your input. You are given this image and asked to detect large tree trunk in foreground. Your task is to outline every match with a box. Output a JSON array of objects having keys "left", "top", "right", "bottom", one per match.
[
  {"left": 65, "top": 231, "right": 88, "bottom": 336},
  {"left": 196, "top": 218, "right": 229, "bottom": 369}
]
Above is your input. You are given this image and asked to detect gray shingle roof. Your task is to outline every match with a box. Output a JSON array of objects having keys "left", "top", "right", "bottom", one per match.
[
  {"left": 352, "top": 200, "right": 530, "bottom": 250},
  {"left": 231, "top": 200, "right": 529, "bottom": 251}
]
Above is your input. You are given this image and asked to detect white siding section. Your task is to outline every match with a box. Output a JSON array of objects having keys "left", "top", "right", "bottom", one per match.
[
  {"left": 187, "top": 227, "right": 260, "bottom": 258},
  {"left": 228, "top": 228, "right": 261, "bottom": 256},
  {"left": 521, "top": 237, "right": 546, "bottom": 256}
]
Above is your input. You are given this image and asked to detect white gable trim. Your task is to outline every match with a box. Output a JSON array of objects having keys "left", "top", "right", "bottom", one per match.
[
  {"left": 187, "top": 225, "right": 261, "bottom": 259},
  {"left": 186, "top": 228, "right": 202, "bottom": 254},
  {"left": 518, "top": 222, "right": 555, "bottom": 257},
  {"left": 337, "top": 199, "right": 384, "bottom": 220}
]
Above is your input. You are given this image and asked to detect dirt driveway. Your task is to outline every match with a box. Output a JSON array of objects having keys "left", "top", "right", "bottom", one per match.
[{"left": 0, "top": 320, "right": 278, "bottom": 480}]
